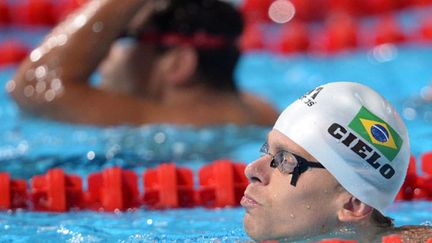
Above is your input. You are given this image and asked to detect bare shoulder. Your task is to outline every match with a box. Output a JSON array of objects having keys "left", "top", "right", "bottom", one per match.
[
  {"left": 240, "top": 92, "right": 279, "bottom": 126},
  {"left": 386, "top": 225, "right": 432, "bottom": 242}
]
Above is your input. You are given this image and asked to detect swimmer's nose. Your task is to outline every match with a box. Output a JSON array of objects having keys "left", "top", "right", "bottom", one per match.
[{"left": 245, "top": 155, "right": 271, "bottom": 185}]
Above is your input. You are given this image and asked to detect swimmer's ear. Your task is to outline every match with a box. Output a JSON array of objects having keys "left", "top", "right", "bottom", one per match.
[
  {"left": 162, "top": 46, "right": 197, "bottom": 86},
  {"left": 337, "top": 196, "right": 373, "bottom": 223}
]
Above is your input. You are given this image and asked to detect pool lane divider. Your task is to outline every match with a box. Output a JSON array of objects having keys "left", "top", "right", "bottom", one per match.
[
  {"left": 0, "top": 172, "right": 27, "bottom": 210},
  {"left": 31, "top": 168, "right": 82, "bottom": 212},
  {"left": 2, "top": 152, "right": 432, "bottom": 212},
  {"left": 395, "top": 153, "right": 432, "bottom": 201},
  {"left": 143, "top": 163, "right": 195, "bottom": 209},
  {"left": 198, "top": 161, "right": 247, "bottom": 208},
  {"left": 86, "top": 167, "right": 140, "bottom": 211},
  {"left": 2, "top": 160, "right": 432, "bottom": 243},
  {"left": 2, "top": 1, "right": 432, "bottom": 67},
  {"left": 0, "top": 160, "right": 248, "bottom": 212},
  {"left": 0, "top": 41, "right": 29, "bottom": 66}
]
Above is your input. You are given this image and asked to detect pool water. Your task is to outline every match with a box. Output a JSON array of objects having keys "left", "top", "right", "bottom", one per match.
[{"left": 2, "top": 10, "right": 432, "bottom": 243}]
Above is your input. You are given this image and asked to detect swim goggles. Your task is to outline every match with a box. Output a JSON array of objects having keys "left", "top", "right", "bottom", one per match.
[
  {"left": 122, "top": 31, "right": 234, "bottom": 50},
  {"left": 260, "top": 142, "right": 326, "bottom": 186}
]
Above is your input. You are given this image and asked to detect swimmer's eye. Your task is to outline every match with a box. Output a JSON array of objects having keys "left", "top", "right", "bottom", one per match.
[
  {"left": 274, "top": 151, "right": 297, "bottom": 174},
  {"left": 258, "top": 141, "right": 326, "bottom": 186}
]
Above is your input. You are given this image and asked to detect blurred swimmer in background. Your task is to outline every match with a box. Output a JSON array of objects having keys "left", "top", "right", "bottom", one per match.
[
  {"left": 242, "top": 82, "right": 432, "bottom": 242},
  {"left": 9, "top": 0, "right": 278, "bottom": 126}
]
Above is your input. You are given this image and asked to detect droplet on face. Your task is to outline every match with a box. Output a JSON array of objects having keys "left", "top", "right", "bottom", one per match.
[
  {"left": 306, "top": 205, "right": 311, "bottom": 209},
  {"left": 290, "top": 213, "right": 295, "bottom": 219}
]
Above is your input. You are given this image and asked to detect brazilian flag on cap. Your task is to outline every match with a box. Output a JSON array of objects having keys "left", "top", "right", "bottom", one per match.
[{"left": 348, "top": 106, "right": 403, "bottom": 161}]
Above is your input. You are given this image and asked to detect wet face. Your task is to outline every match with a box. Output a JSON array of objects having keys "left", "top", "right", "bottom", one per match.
[{"left": 242, "top": 129, "right": 343, "bottom": 242}]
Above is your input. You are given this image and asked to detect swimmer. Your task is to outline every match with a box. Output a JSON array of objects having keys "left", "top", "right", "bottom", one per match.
[
  {"left": 242, "top": 82, "right": 432, "bottom": 242},
  {"left": 9, "top": 0, "right": 278, "bottom": 126}
]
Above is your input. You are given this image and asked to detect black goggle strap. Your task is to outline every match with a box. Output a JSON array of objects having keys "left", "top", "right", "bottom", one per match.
[{"left": 290, "top": 156, "right": 326, "bottom": 186}]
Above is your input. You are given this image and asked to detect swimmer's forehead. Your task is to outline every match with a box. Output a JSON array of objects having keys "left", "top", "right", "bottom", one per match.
[{"left": 267, "top": 129, "right": 318, "bottom": 162}]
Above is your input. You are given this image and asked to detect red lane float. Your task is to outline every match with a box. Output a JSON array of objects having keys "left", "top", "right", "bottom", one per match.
[
  {"left": 325, "top": 0, "right": 362, "bottom": 16},
  {"left": 421, "top": 151, "right": 432, "bottom": 174},
  {"left": 318, "top": 14, "right": 359, "bottom": 53},
  {"left": 143, "top": 163, "right": 195, "bottom": 209},
  {"left": 240, "top": 0, "right": 273, "bottom": 23},
  {"left": 374, "top": 15, "right": 406, "bottom": 45},
  {"left": 0, "top": 41, "right": 29, "bottom": 66},
  {"left": 0, "top": 172, "right": 27, "bottom": 210},
  {"left": 1, "top": 160, "right": 248, "bottom": 211},
  {"left": 417, "top": 152, "right": 432, "bottom": 199},
  {"left": 395, "top": 155, "right": 417, "bottom": 201},
  {"left": 240, "top": 0, "right": 432, "bottom": 23},
  {"left": 0, "top": 0, "right": 10, "bottom": 25},
  {"left": 27, "top": 0, "right": 56, "bottom": 26},
  {"left": 382, "top": 234, "right": 402, "bottom": 243},
  {"left": 277, "top": 21, "right": 310, "bottom": 53},
  {"left": 86, "top": 167, "right": 139, "bottom": 211},
  {"left": 362, "top": 0, "right": 396, "bottom": 15},
  {"left": 412, "top": 0, "right": 432, "bottom": 6},
  {"left": 396, "top": 152, "right": 432, "bottom": 201},
  {"left": 198, "top": 160, "right": 248, "bottom": 208},
  {"left": 420, "top": 18, "right": 432, "bottom": 41},
  {"left": 239, "top": 24, "right": 265, "bottom": 52},
  {"left": 1, "top": 0, "right": 432, "bottom": 55},
  {"left": 55, "top": 0, "right": 89, "bottom": 23},
  {"left": 12, "top": 0, "right": 56, "bottom": 26},
  {"left": 31, "top": 168, "right": 82, "bottom": 212},
  {"left": 2, "top": 153, "right": 432, "bottom": 212}
]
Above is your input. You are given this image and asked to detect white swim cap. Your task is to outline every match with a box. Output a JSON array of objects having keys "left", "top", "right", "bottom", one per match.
[{"left": 273, "top": 82, "right": 410, "bottom": 212}]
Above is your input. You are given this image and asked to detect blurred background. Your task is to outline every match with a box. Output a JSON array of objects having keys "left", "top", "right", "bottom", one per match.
[{"left": 2, "top": 0, "right": 432, "bottom": 172}]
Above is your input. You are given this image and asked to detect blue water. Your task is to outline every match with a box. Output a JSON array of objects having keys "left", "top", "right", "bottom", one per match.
[{"left": 2, "top": 10, "right": 432, "bottom": 243}]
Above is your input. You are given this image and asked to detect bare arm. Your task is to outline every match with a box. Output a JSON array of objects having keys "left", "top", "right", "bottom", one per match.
[{"left": 9, "top": 0, "right": 158, "bottom": 125}]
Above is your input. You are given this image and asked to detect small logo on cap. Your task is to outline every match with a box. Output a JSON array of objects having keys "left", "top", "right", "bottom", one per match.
[
  {"left": 349, "top": 107, "right": 402, "bottom": 161},
  {"left": 300, "top": 87, "right": 323, "bottom": 107}
]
